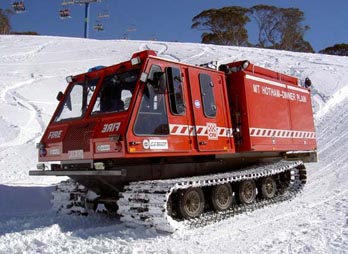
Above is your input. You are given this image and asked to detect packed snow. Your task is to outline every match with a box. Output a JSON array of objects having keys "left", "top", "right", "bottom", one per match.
[{"left": 0, "top": 35, "right": 347, "bottom": 253}]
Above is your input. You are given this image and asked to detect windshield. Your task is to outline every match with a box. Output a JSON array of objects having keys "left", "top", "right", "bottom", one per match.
[
  {"left": 55, "top": 78, "right": 99, "bottom": 122},
  {"left": 54, "top": 68, "right": 140, "bottom": 122},
  {"left": 91, "top": 69, "right": 140, "bottom": 114}
]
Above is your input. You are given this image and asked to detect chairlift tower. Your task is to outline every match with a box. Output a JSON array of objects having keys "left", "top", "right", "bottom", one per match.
[{"left": 68, "top": 0, "right": 102, "bottom": 38}]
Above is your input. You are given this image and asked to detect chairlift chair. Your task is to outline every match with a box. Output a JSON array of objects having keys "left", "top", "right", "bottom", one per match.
[
  {"left": 61, "top": 0, "right": 74, "bottom": 5},
  {"left": 127, "top": 26, "right": 136, "bottom": 32},
  {"left": 98, "top": 9, "right": 110, "bottom": 18},
  {"left": 75, "top": 0, "right": 101, "bottom": 4},
  {"left": 12, "top": 1, "right": 26, "bottom": 13},
  {"left": 59, "top": 8, "right": 71, "bottom": 19},
  {"left": 94, "top": 23, "right": 104, "bottom": 32},
  {"left": 97, "top": 0, "right": 110, "bottom": 18}
]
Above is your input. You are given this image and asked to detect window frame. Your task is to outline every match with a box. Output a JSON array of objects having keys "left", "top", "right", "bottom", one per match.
[
  {"left": 199, "top": 73, "right": 217, "bottom": 118},
  {"left": 90, "top": 69, "right": 139, "bottom": 115},
  {"left": 54, "top": 78, "right": 99, "bottom": 122},
  {"left": 133, "top": 64, "right": 169, "bottom": 136},
  {"left": 166, "top": 66, "right": 185, "bottom": 116}
]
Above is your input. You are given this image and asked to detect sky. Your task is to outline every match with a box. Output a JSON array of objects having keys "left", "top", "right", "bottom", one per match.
[{"left": 2, "top": 0, "right": 348, "bottom": 52}]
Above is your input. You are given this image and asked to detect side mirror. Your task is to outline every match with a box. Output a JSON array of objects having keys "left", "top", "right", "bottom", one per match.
[
  {"left": 152, "top": 72, "right": 166, "bottom": 94},
  {"left": 56, "top": 91, "right": 64, "bottom": 101}
]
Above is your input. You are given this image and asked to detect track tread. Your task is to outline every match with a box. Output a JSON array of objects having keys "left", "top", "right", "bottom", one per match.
[{"left": 117, "top": 160, "right": 305, "bottom": 232}]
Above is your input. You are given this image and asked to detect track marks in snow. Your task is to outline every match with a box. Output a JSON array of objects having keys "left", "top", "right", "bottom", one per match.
[
  {"left": 180, "top": 46, "right": 216, "bottom": 63},
  {"left": 0, "top": 79, "right": 33, "bottom": 103},
  {"left": 12, "top": 90, "right": 46, "bottom": 134},
  {"left": 139, "top": 42, "right": 221, "bottom": 66},
  {"left": 140, "top": 42, "right": 181, "bottom": 62},
  {"left": 0, "top": 42, "right": 51, "bottom": 64},
  {"left": 315, "top": 85, "right": 348, "bottom": 119},
  {"left": 0, "top": 78, "right": 46, "bottom": 148}
]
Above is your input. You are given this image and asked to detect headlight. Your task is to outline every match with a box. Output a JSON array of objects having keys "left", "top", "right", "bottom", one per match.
[
  {"left": 131, "top": 57, "right": 141, "bottom": 65},
  {"left": 241, "top": 60, "right": 250, "bottom": 70},
  {"left": 66, "top": 75, "right": 74, "bottom": 83}
]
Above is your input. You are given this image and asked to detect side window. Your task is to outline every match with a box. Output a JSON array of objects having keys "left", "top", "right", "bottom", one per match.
[
  {"left": 134, "top": 65, "right": 169, "bottom": 136},
  {"left": 166, "top": 67, "right": 185, "bottom": 115},
  {"left": 56, "top": 84, "right": 84, "bottom": 121},
  {"left": 55, "top": 78, "right": 99, "bottom": 122},
  {"left": 199, "top": 73, "right": 216, "bottom": 118}
]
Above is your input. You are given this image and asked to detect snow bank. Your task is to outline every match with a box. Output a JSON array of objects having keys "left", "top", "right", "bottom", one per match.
[{"left": 0, "top": 35, "right": 347, "bottom": 253}]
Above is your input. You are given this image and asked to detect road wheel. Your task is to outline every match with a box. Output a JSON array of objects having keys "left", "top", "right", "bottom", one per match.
[
  {"left": 211, "top": 184, "right": 233, "bottom": 211},
  {"left": 179, "top": 188, "right": 205, "bottom": 219},
  {"left": 260, "top": 177, "right": 277, "bottom": 199},
  {"left": 237, "top": 180, "right": 256, "bottom": 204}
]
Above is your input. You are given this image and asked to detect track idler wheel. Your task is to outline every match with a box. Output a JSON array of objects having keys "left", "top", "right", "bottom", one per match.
[
  {"left": 211, "top": 183, "right": 234, "bottom": 211},
  {"left": 179, "top": 188, "right": 205, "bottom": 219},
  {"left": 260, "top": 176, "right": 277, "bottom": 199},
  {"left": 298, "top": 166, "right": 307, "bottom": 184},
  {"left": 237, "top": 179, "right": 256, "bottom": 204}
]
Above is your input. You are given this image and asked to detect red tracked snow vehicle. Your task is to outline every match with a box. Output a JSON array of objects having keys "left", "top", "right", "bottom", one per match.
[{"left": 30, "top": 50, "right": 317, "bottom": 231}]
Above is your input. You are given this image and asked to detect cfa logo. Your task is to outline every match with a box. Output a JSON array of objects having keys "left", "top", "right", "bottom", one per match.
[
  {"left": 47, "top": 130, "right": 63, "bottom": 139},
  {"left": 101, "top": 122, "right": 121, "bottom": 133},
  {"left": 207, "top": 123, "right": 218, "bottom": 140}
]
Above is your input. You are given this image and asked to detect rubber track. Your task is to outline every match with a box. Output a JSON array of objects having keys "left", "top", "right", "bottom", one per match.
[
  {"left": 117, "top": 160, "right": 306, "bottom": 232},
  {"left": 51, "top": 179, "right": 89, "bottom": 215}
]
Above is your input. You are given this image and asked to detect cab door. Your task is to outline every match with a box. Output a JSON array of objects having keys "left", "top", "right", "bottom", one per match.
[
  {"left": 187, "top": 67, "right": 232, "bottom": 152},
  {"left": 127, "top": 60, "right": 192, "bottom": 155}
]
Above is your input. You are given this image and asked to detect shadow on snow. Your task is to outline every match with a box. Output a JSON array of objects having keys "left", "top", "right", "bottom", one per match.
[{"left": 0, "top": 184, "right": 162, "bottom": 239}]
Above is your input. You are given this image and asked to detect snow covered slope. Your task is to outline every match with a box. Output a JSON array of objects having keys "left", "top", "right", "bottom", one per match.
[{"left": 0, "top": 35, "right": 347, "bottom": 253}]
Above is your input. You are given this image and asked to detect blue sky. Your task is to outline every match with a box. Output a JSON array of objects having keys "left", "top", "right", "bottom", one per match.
[{"left": 2, "top": 0, "right": 348, "bottom": 51}]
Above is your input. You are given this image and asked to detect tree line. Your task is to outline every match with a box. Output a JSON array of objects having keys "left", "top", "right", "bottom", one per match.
[
  {"left": 192, "top": 5, "right": 313, "bottom": 52},
  {"left": 1, "top": 5, "right": 347, "bottom": 56},
  {"left": 192, "top": 5, "right": 348, "bottom": 55},
  {"left": 0, "top": 8, "right": 38, "bottom": 35}
]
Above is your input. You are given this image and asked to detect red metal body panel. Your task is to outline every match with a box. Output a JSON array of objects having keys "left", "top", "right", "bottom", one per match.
[
  {"left": 226, "top": 61, "right": 316, "bottom": 152},
  {"left": 125, "top": 57, "right": 234, "bottom": 157},
  {"left": 186, "top": 66, "right": 233, "bottom": 152},
  {"left": 38, "top": 51, "right": 316, "bottom": 164},
  {"left": 124, "top": 58, "right": 194, "bottom": 156}
]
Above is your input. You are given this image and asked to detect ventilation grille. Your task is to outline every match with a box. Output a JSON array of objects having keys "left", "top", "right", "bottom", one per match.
[{"left": 63, "top": 122, "right": 96, "bottom": 153}]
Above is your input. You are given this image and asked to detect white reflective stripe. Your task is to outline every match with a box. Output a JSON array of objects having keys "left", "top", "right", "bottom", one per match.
[
  {"left": 169, "top": 124, "right": 233, "bottom": 137},
  {"left": 246, "top": 74, "right": 309, "bottom": 94},
  {"left": 250, "top": 127, "right": 316, "bottom": 139},
  {"left": 245, "top": 74, "right": 286, "bottom": 88},
  {"left": 169, "top": 124, "right": 191, "bottom": 136}
]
